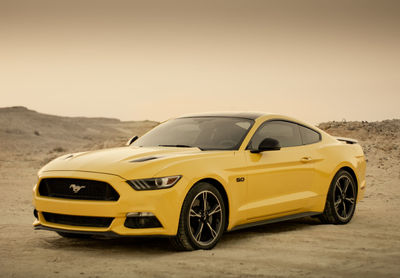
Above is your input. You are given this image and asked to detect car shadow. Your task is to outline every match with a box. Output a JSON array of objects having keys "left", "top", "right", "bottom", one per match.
[
  {"left": 37, "top": 217, "right": 321, "bottom": 253},
  {"left": 39, "top": 235, "right": 173, "bottom": 254},
  {"left": 220, "top": 216, "right": 321, "bottom": 245}
]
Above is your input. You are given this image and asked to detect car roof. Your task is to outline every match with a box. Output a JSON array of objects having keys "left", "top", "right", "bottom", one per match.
[
  {"left": 172, "top": 111, "right": 331, "bottom": 141},
  {"left": 177, "top": 111, "right": 325, "bottom": 134},
  {"left": 178, "top": 111, "right": 269, "bottom": 120}
]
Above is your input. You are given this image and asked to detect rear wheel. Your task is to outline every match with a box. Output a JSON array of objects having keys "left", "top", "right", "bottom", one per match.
[
  {"left": 171, "top": 182, "right": 226, "bottom": 251},
  {"left": 319, "top": 170, "right": 357, "bottom": 224}
]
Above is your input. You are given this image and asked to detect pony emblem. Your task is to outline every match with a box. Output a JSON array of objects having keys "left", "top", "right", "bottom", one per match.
[{"left": 69, "top": 184, "right": 86, "bottom": 193}]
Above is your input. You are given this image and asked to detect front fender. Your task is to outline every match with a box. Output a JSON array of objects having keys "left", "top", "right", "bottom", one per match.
[{"left": 153, "top": 152, "right": 247, "bottom": 231}]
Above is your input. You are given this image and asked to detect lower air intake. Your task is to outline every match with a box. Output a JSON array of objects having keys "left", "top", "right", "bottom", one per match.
[{"left": 42, "top": 212, "right": 114, "bottom": 228}]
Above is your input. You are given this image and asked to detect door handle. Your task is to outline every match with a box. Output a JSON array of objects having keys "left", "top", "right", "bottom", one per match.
[{"left": 300, "top": 156, "right": 312, "bottom": 163}]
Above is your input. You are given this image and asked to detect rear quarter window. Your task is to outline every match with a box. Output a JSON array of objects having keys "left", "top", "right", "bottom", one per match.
[{"left": 299, "top": 125, "right": 321, "bottom": 145}]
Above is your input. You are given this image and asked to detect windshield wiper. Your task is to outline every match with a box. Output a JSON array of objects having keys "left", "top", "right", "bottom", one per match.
[{"left": 158, "top": 144, "right": 203, "bottom": 150}]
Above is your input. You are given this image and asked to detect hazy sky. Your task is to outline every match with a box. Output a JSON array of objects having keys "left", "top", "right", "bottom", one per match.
[{"left": 1, "top": 0, "right": 399, "bottom": 123}]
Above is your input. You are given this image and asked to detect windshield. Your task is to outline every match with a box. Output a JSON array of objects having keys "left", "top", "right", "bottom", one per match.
[{"left": 133, "top": 117, "right": 254, "bottom": 150}]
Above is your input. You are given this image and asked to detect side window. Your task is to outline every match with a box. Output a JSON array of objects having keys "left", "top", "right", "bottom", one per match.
[
  {"left": 299, "top": 125, "right": 321, "bottom": 145},
  {"left": 248, "top": 120, "right": 302, "bottom": 149}
]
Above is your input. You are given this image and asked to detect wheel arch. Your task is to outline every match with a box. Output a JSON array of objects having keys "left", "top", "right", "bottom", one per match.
[
  {"left": 337, "top": 166, "right": 358, "bottom": 195},
  {"left": 190, "top": 178, "right": 230, "bottom": 231},
  {"left": 323, "top": 163, "right": 359, "bottom": 200}
]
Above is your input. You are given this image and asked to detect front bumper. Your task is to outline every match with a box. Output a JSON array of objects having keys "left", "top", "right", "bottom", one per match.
[{"left": 33, "top": 171, "right": 183, "bottom": 236}]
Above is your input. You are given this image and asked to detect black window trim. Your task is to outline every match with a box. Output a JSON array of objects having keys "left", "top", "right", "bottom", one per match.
[{"left": 246, "top": 119, "right": 322, "bottom": 150}]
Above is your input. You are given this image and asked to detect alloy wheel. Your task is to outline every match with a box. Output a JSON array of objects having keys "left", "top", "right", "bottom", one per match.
[
  {"left": 334, "top": 175, "right": 356, "bottom": 221},
  {"left": 188, "top": 190, "right": 223, "bottom": 247}
]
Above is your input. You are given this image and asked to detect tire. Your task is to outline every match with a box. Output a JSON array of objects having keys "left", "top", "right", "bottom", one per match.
[
  {"left": 56, "top": 232, "right": 92, "bottom": 238},
  {"left": 170, "top": 182, "right": 226, "bottom": 251},
  {"left": 319, "top": 170, "right": 357, "bottom": 224}
]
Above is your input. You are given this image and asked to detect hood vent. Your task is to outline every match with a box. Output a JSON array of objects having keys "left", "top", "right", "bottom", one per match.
[
  {"left": 64, "top": 154, "right": 74, "bottom": 160},
  {"left": 130, "top": 156, "right": 161, "bottom": 163}
]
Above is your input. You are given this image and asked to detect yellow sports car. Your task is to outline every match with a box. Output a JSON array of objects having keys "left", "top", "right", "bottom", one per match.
[{"left": 33, "top": 112, "right": 366, "bottom": 250}]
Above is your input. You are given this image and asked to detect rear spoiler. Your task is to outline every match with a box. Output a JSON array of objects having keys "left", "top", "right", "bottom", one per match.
[{"left": 335, "top": 137, "right": 358, "bottom": 144}]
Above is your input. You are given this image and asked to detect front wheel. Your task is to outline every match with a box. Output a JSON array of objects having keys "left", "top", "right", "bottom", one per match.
[
  {"left": 319, "top": 170, "right": 357, "bottom": 224},
  {"left": 171, "top": 182, "right": 226, "bottom": 251}
]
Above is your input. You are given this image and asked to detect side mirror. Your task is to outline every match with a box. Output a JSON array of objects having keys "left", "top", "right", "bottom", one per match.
[
  {"left": 126, "top": 136, "right": 138, "bottom": 146},
  {"left": 251, "top": 138, "right": 281, "bottom": 153}
]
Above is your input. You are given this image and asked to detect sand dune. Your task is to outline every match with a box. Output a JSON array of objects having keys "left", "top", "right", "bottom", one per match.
[{"left": 0, "top": 107, "right": 399, "bottom": 277}]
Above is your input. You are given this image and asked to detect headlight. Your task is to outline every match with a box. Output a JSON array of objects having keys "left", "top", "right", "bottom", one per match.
[{"left": 126, "top": 176, "right": 181, "bottom": 190}]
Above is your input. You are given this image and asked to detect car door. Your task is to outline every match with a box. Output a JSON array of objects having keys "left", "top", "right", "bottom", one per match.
[{"left": 243, "top": 120, "right": 317, "bottom": 221}]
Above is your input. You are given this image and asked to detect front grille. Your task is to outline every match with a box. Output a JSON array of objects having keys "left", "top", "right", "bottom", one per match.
[
  {"left": 42, "top": 212, "right": 114, "bottom": 228},
  {"left": 38, "top": 178, "right": 120, "bottom": 201}
]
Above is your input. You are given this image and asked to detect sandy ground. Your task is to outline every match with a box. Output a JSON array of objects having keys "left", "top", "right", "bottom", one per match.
[{"left": 0, "top": 107, "right": 399, "bottom": 278}]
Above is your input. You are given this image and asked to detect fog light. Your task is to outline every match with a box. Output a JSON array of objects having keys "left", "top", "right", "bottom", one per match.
[
  {"left": 124, "top": 212, "right": 162, "bottom": 229},
  {"left": 33, "top": 209, "right": 38, "bottom": 219}
]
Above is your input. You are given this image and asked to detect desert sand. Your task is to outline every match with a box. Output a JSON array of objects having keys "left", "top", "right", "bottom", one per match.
[{"left": 0, "top": 106, "right": 399, "bottom": 278}]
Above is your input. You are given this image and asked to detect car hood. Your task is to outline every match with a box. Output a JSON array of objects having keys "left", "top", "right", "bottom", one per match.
[{"left": 40, "top": 146, "right": 216, "bottom": 179}]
